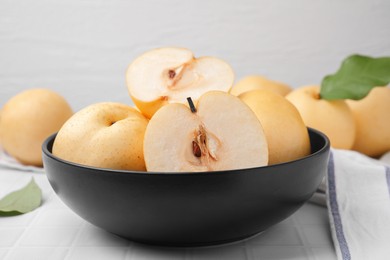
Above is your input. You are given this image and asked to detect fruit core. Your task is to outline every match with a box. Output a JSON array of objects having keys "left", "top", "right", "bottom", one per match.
[
  {"left": 190, "top": 124, "right": 220, "bottom": 170},
  {"left": 165, "top": 63, "right": 201, "bottom": 93},
  {"left": 168, "top": 70, "right": 176, "bottom": 79},
  {"left": 186, "top": 97, "right": 221, "bottom": 170}
]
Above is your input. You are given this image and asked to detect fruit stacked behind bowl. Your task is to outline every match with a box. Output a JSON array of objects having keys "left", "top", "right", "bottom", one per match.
[
  {"left": 231, "top": 54, "right": 390, "bottom": 159},
  {"left": 2, "top": 49, "right": 387, "bottom": 170},
  {"left": 285, "top": 86, "right": 390, "bottom": 158},
  {"left": 0, "top": 89, "right": 73, "bottom": 166},
  {"left": 52, "top": 47, "right": 312, "bottom": 172}
]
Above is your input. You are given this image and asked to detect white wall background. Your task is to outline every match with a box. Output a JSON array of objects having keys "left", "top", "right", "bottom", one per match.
[{"left": 1, "top": 0, "right": 389, "bottom": 111}]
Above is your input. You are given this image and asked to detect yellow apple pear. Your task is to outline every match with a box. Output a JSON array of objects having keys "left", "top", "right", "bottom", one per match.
[
  {"left": 346, "top": 87, "right": 390, "bottom": 157},
  {"left": 230, "top": 75, "right": 292, "bottom": 97},
  {"left": 286, "top": 85, "right": 355, "bottom": 150},
  {"left": 143, "top": 91, "right": 268, "bottom": 172},
  {"left": 239, "top": 89, "right": 311, "bottom": 164},
  {"left": 53, "top": 102, "right": 148, "bottom": 171},
  {"left": 126, "top": 47, "right": 234, "bottom": 118},
  {"left": 0, "top": 88, "right": 73, "bottom": 166}
]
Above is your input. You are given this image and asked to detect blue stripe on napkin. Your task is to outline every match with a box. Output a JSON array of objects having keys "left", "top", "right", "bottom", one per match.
[
  {"left": 386, "top": 166, "right": 390, "bottom": 198},
  {"left": 327, "top": 152, "right": 351, "bottom": 260}
]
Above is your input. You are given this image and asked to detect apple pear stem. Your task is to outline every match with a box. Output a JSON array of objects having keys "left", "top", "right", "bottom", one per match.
[{"left": 186, "top": 97, "right": 197, "bottom": 113}]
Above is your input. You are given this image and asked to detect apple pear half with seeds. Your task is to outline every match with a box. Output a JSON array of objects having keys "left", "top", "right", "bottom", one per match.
[
  {"left": 126, "top": 47, "right": 234, "bottom": 118},
  {"left": 144, "top": 91, "right": 268, "bottom": 172}
]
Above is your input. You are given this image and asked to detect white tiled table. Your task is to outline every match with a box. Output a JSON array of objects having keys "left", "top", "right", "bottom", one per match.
[{"left": 0, "top": 167, "right": 336, "bottom": 260}]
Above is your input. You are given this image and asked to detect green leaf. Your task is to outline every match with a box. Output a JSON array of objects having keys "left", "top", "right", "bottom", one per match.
[
  {"left": 0, "top": 178, "right": 42, "bottom": 216},
  {"left": 320, "top": 54, "right": 390, "bottom": 100}
]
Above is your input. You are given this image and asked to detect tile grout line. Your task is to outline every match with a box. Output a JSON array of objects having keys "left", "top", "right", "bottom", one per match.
[
  {"left": 2, "top": 207, "right": 44, "bottom": 259},
  {"left": 0, "top": 173, "right": 30, "bottom": 198},
  {"left": 243, "top": 239, "right": 253, "bottom": 260},
  {"left": 292, "top": 215, "right": 316, "bottom": 260},
  {"left": 122, "top": 240, "right": 134, "bottom": 260},
  {"left": 184, "top": 247, "right": 191, "bottom": 260},
  {"left": 63, "top": 221, "right": 87, "bottom": 260},
  {"left": 1, "top": 173, "right": 49, "bottom": 259}
]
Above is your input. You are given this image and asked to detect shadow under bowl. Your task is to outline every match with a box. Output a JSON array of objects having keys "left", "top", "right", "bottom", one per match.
[{"left": 42, "top": 127, "right": 330, "bottom": 247}]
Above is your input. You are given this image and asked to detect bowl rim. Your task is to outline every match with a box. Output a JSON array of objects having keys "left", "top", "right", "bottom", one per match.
[{"left": 42, "top": 127, "right": 330, "bottom": 176}]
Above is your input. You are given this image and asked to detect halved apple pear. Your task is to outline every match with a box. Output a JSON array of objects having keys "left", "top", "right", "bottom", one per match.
[
  {"left": 126, "top": 47, "right": 234, "bottom": 118},
  {"left": 143, "top": 91, "right": 268, "bottom": 172}
]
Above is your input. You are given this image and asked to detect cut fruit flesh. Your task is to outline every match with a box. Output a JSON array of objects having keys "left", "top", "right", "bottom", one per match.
[
  {"left": 126, "top": 47, "right": 234, "bottom": 118},
  {"left": 143, "top": 91, "right": 268, "bottom": 172},
  {"left": 127, "top": 48, "right": 193, "bottom": 102}
]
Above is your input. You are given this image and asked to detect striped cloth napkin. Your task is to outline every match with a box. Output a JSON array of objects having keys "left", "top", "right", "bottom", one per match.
[
  {"left": 312, "top": 149, "right": 390, "bottom": 260},
  {"left": 0, "top": 147, "right": 44, "bottom": 173}
]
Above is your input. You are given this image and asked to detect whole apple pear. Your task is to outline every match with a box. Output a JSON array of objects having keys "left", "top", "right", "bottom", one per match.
[
  {"left": 346, "top": 87, "right": 390, "bottom": 157},
  {"left": 239, "top": 89, "right": 310, "bottom": 164},
  {"left": 53, "top": 102, "right": 148, "bottom": 171},
  {"left": 0, "top": 88, "right": 73, "bottom": 166},
  {"left": 231, "top": 75, "right": 292, "bottom": 97},
  {"left": 286, "top": 85, "right": 356, "bottom": 150}
]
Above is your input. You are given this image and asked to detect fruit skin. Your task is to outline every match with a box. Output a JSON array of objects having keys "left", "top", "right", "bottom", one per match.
[
  {"left": 346, "top": 87, "right": 390, "bottom": 157},
  {"left": 126, "top": 47, "right": 234, "bottom": 119},
  {"left": 0, "top": 88, "right": 73, "bottom": 166},
  {"left": 143, "top": 91, "right": 268, "bottom": 172},
  {"left": 230, "top": 75, "right": 292, "bottom": 97},
  {"left": 239, "top": 89, "right": 311, "bottom": 165},
  {"left": 53, "top": 102, "right": 148, "bottom": 171},
  {"left": 286, "top": 85, "right": 355, "bottom": 150},
  {"left": 131, "top": 96, "right": 169, "bottom": 120}
]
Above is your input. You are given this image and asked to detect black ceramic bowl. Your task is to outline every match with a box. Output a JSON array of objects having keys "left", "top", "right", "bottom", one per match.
[{"left": 42, "top": 128, "right": 329, "bottom": 247}]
